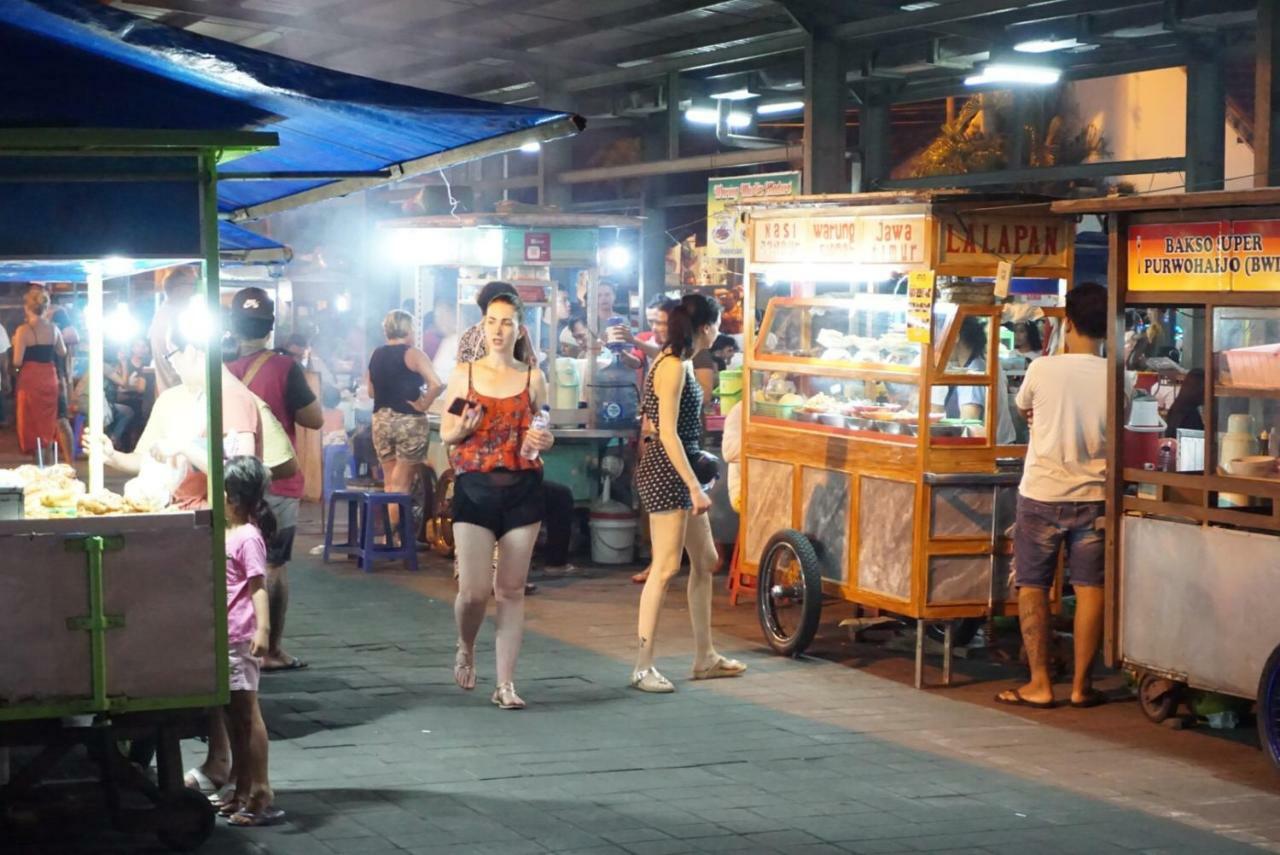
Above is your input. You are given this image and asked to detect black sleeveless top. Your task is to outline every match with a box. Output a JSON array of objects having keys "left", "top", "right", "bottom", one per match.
[{"left": 368, "top": 344, "right": 424, "bottom": 416}]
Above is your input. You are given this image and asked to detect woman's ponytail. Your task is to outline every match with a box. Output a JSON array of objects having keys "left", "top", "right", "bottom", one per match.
[
  {"left": 252, "top": 496, "right": 278, "bottom": 543},
  {"left": 224, "top": 455, "right": 276, "bottom": 540},
  {"left": 664, "top": 293, "right": 721, "bottom": 359}
]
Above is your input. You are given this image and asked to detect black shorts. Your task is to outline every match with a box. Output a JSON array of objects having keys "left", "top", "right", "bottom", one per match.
[{"left": 452, "top": 470, "right": 545, "bottom": 539}]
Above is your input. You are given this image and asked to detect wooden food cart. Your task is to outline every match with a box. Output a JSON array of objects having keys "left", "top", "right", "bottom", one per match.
[
  {"left": 1052, "top": 189, "right": 1280, "bottom": 772},
  {"left": 738, "top": 193, "right": 1074, "bottom": 686}
]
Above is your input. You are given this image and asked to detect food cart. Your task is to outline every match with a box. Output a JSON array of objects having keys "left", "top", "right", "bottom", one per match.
[
  {"left": 1051, "top": 189, "right": 1280, "bottom": 772},
  {"left": 737, "top": 192, "right": 1074, "bottom": 686},
  {"left": 379, "top": 213, "right": 645, "bottom": 552}
]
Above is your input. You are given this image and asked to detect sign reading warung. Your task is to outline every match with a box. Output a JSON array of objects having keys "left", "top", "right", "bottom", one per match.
[
  {"left": 752, "top": 214, "right": 927, "bottom": 267},
  {"left": 1128, "top": 220, "right": 1280, "bottom": 291}
]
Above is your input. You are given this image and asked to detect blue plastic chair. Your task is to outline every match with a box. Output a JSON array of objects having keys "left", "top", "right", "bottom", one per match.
[
  {"left": 322, "top": 444, "right": 350, "bottom": 511},
  {"left": 323, "top": 489, "right": 418, "bottom": 573}
]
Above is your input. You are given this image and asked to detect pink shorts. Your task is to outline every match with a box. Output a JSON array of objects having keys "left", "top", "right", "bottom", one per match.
[{"left": 228, "top": 640, "right": 261, "bottom": 692}]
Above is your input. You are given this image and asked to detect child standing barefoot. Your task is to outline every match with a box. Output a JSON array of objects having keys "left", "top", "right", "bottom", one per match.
[{"left": 222, "top": 456, "right": 284, "bottom": 827}]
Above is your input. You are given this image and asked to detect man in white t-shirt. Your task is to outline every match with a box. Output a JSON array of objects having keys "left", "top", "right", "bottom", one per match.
[{"left": 998, "top": 282, "right": 1109, "bottom": 711}]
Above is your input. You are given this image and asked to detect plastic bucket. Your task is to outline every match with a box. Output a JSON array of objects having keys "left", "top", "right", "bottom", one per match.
[
  {"left": 718, "top": 389, "right": 742, "bottom": 413},
  {"left": 590, "top": 511, "right": 637, "bottom": 564},
  {"left": 719, "top": 368, "right": 743, "bottom": 396}
]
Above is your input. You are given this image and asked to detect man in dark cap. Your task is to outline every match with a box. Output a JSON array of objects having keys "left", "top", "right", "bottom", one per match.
[{"left": 227, "top": 287, "right": 323, "bottom": 672}]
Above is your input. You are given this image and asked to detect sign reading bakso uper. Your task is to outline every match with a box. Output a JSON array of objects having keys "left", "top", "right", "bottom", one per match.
[{"left": 1128, "top": 220, "right": 1280, "bottom": 291}]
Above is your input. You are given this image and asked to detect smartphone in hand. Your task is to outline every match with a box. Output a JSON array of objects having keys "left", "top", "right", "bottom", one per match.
[{"left": 447, "top": 397, "right": 470, "bottom": 416}]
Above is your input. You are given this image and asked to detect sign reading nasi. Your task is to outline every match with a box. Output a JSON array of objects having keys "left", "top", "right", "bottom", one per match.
[
  {"left": 1128, "top": 220, "right": 1280, "bottom": 291},
  {"left": 752, "top": 214, "right": 927, "bottom": 266},
  {"left": 936, "top": 216, "right": 1070, "bottom": 270}
]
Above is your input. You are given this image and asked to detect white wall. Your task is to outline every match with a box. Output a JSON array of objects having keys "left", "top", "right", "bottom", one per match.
[{"left": 1068, "top": 66, "right": 1254, "bottom": 194}]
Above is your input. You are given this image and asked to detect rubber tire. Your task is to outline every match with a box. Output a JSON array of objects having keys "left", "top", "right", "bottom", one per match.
[
  {"left": 427, "top": 469, "right": 456, "bottom": 557},
  {"left": 756, "top": 529, "right": 823, "bottom": 658},
  {"left": 1256, "top": 643, "right": 1280, "bottom": 772},
  {"left": 1138, "top": 672, "right": 1183, "bottom": 724},
  {"left": 155, "top": 787, "right": 215, "bottom": 852},
  {"left": 925, "top": 618, "right": 982, "bottom": 649}
]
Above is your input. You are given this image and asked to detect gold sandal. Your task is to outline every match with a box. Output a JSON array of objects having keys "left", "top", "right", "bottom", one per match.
[
  {"left": 454, "top": 645, "right": 476, "bottom": 691},
  {"left": 491, "top": 683, "right": 526, "bottom": 710}
]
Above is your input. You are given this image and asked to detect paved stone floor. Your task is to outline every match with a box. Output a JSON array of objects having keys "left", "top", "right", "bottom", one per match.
[{"left": 8, "top": 510, "right": 1280, "bottom": 854}]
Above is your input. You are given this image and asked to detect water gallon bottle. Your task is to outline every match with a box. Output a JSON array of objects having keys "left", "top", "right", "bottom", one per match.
[
  {"left": 606, "top": 315, "right": 630, "bottom": 352},
  {"left": 522, "top": 405, "right": 551, "bottom": 461},
  {"left": 592, "top": 352, "right": 639, "bottom": 429}
]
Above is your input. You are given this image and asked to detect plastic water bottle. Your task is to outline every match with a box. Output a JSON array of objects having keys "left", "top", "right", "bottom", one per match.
[
  {"left": 523, "top": 405, "right": 551, "bottom": 461},
  {"left": 606, "top": 315, "right": 629, "bottom": 352}
]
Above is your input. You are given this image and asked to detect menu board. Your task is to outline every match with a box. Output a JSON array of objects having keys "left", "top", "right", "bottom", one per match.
[
  {"left": 751, "top": 214, "right": 927, "bottom": 267},
  {"left": 706, "top": 171, "right": 800, "bottom": 259},
  {"left": 907, "top": 270, "right": 936, "bottom": 344},
  {"left": 1127, "top": 220, "right": 1280, "bottom": 291}
]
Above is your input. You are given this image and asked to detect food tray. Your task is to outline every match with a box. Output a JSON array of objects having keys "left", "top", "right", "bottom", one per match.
[
  {"left": 1222, "top": 343, "right": 1280, "bottom": 388},
  {"left": 755, "top": 401, "right": 802, "bottom": 420}
]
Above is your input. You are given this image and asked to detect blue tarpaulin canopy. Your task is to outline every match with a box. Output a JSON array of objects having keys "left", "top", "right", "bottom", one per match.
[
  {"left": 0, "top": 223, "right": 289, "bottom": 281},
  {"left": 0, "top": 0, "right": 581, "bottom": 221}
]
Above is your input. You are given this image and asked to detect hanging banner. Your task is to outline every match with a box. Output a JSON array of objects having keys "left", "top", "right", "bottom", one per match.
[
  {"left": 707, "top": 171, "right": 800, "bottom": 259},
  {"left": 907, "top": 270, "right": 936, "bottom": 344},
  {"left": 936, "top": 215, "right": 1070, "bottom": 273}
]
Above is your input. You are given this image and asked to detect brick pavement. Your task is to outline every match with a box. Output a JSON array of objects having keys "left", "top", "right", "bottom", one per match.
[{"left": 9, "top": 518, "right": 1280, "bottom": 854}]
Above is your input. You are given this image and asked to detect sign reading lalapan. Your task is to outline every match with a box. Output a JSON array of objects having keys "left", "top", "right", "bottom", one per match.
[{"left": 936, "top": 215, "right": 1070, "bottom": 272}]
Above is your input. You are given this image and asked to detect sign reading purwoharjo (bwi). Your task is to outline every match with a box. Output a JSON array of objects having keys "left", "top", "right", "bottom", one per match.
[{"left": 1129, "top": 220, "right": 1280, "bottom": 291}]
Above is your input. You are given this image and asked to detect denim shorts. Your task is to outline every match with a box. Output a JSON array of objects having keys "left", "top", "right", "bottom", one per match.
[{"left": 1013, "top": 495, "right": 1105, "bottom": 590}]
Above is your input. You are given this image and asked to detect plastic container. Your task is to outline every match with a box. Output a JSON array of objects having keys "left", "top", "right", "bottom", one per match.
[
  {"left": 0, "top": 487, "right": 23, "bottom": 521},
  {"left": 718, "top": 368, "right": 743, "bottom": 396},
  {"left": 1223, "top": 343, "right": 1280, "bottom": 387},
  {"left": 589, "top": 501, "right": 637, "bottom": 564},
  {"left": 591, "top": 353, "right": 639, "bottom": 428},
  {"left": 605, "top": 315, "right": 630, "bottom": 352},
  {"left": 522, "top": 405, "right": 551, "bottom": 461},
  {"left": 553, "top": 357, "right": 581, "bottom": 409}
]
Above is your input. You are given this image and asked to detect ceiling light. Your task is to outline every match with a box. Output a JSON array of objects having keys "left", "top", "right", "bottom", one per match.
[
  {"left": 519, "top": 141, "right": 541, "bottom": 153},
  {"left": 1014, "top": 37, "right": 1083, "bottom": 53},
  {"left": 965, "top": 62, "right": 1061, "bottom": 87},
  {"left": 685, "top": 107, "right": 751, "bottom": 129},
  {"left": 101, "top": 256, "right": 134, "bottom": 277},
  {"left": 757, "top": 100, "right": 805, "bottom": 116},
  {"left": 900, "top": 2, "right": 939, "bottom": 10},
  {"left": 710, "top": 87, "right": 758, "bottom": 101}
]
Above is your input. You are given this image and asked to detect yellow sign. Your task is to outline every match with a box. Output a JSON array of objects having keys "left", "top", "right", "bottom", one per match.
[
  {"left": 1129, "top": 220, "right": 1280, "bottom": 292},
  {"left": 907, "top": 270, "right": 936, "bottom": 344}
]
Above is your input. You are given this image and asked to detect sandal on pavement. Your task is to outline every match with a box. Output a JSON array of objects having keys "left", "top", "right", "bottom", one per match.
[
  {"left": 227, "top": 806, "right": 286, "bottom": 828},
  {"left": 454, "top": 646, "right": 476, "bottom": 691},
  {"left": 491, "top": 683, "right": 526, "bottom": 710},
  {"left": 216, "top": 796, "right": 244, "bottom": 818},
  {"left": 995, "top": 688, "right": 1057, "bottom": 710},
  {"left": 1070, "top": 688, "right": 1109, "bottom": 709},
  {"left": 629, "top": 667, "right": 675, "bottom": 693},
  {"left": 262, "top": 656, "right": 307, "bottom": 673},
  {"left": 184, "top": 767, "right": 223, "bottom": 794},
  {"left": 691, "top": 656, "right": 747, "bottom": 681}
]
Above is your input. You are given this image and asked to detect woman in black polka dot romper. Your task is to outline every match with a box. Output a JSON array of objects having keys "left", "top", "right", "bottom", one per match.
[{"left": 631, "top": 294, "right": 747, "bottom": 693}]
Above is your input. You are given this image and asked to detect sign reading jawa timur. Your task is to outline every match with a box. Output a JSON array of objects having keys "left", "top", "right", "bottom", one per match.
[
  {"left": 1128, "top": 220, "right": 1280, "bottom": 291},
  {"left": 936, "top": 215, "right": 1071, "bottom": 272},
  {"left": 752, "top": 214, "right": 926, "bottom": 266}
]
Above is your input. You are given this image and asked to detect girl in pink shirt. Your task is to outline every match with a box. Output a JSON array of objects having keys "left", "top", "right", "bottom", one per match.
[{"left": 220, "top": 456, "right": 283, "bottom": 827}]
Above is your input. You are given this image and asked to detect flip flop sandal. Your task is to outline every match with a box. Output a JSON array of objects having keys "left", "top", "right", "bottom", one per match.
[
  {"left": 262, "top": 657, "right": 308, "bottom": 672},
  {"left": 183, "top": 767, "right": 222, "bottom": 794},
  {"left": 629, "top": 668, "right": 675, "bottom": 693},
  {"left": 228, "top": 806, "right": 286, "bottom": 828},
  {"left": 994, "top": 688, "right": 1058, "bottom": 710},
  {"left": 454, "top": 646, "right": 476, "bottom": 691},
  {"left": 1070, "top": 689, "right": 1109, "bottom": 709},
  {"left": 216, "top": 797, "right": 244, "bottom": 818},
  {"left": 691, "top": 656, "right": 747, "bottom": 680}
]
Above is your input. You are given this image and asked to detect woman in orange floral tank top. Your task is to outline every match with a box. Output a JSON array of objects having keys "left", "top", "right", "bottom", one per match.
[{"left": 440, "top": 291, "right": 553, "bottom": 710}]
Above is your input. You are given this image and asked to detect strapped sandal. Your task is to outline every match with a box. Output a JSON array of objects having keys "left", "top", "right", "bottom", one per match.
[
  {"left": 491, "top": 682, "right": 526, "bottom": 710},
  {"left": 454, "top": 645, "right": 476, "bottom": 691},
  {"left": 629, "top": 667, "right": 675, "bottom": 693},
  {"left": 691, "top": 656, "right": 747, "bottom": 681}
]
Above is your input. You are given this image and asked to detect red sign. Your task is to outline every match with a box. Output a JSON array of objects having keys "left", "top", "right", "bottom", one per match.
[{"left": 524, "top": 231, "right": 551, "bottom": 263}]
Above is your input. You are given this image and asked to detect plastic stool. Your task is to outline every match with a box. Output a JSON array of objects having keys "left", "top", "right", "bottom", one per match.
[
  {"left": 322, "top": 444, "right": 350, "bottom": 511},
  {"left": 323, "top": 489, "right": 418, "bottom": 572}
]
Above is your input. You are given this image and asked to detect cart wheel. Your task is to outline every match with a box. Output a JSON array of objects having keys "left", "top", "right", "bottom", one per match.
[
  {"left": 155, "top": 787, "right": 215, "bottom": 852},
  {"left": 1138, "top": 673, "right": 1183, "bottom": 724},
  {"left": 926, "top": 618, "right": 982, "bottom": 649},
  {"left": 756, "top": 529, "right": 823, "bottom": 657},
  {"left": 408, "top": 463, "right": 436, "bottom": 545},
  {"left": 426, "top": 469, "right": 456, "bottom": 557},
  {"left": 1257, "top": 643, "right": 1280, "bottom": 772}
]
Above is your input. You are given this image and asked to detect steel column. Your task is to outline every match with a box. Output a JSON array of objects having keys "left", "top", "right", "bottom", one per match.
[
  {"left": 859, "top": 88, "right": 891, "bottom": 190},
  {"left": 1185, "top": 41, "right": 1226, "bottom": 192},
  {"left": 803, "top": 28, "right": 847, "bottom": 194},
  {"left": 1257, "top": 0, "right": 1280, "bottom": 187},
  {"left": 641, "top": 114, "right": 672, "bottom": 313}
]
